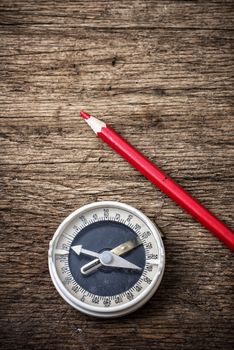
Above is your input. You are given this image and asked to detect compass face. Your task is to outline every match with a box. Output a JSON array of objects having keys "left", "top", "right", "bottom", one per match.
[{"left": 48, "top": 201, "right": 165, "bottom": 318}]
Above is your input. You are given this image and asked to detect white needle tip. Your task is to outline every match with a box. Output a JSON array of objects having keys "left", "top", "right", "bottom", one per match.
[{"left": 71, "top": 245, "right": 82, "bottom": 255}]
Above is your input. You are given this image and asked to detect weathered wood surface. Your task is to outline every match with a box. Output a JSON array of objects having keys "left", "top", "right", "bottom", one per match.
[{"left": 0, "top": 1, "right": 233, "bottom": 349}]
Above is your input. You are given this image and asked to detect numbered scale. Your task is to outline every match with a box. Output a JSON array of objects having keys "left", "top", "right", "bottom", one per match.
[{"left": 48, "top": 201, "right": 165, "bottom": 317}]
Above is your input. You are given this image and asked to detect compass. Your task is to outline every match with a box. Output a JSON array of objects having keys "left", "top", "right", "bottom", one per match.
[{"left": 48, "top": 201, "right": 165, "bottom": 318}]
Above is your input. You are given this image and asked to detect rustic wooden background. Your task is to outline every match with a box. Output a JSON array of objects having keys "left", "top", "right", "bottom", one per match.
[{"left": 0, "top": 1, "right": 233, "bottom": 349}]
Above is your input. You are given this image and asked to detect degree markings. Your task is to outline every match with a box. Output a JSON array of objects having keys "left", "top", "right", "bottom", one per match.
[
  {"left": 55, "top": 208, "right": 158, "bottom": 309},
  {"left": 55, "top": 249, "right": 69, "bottom": 255},
  {"left": 146, "top": 259, "right": 159, "bottom": 265}
]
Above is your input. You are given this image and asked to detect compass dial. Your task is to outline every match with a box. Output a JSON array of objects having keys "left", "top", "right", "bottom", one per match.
[{"left": 48, "top": 201, "right": 165, "bottom": 318}]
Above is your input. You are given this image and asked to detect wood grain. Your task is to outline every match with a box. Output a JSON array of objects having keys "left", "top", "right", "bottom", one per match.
[{"left": 0, "top": 1, "right": 233, "bottom": 349}]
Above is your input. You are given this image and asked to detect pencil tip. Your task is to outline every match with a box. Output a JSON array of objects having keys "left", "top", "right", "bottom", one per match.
[{"left": 80, "top": 111, "right": 91, "bottom": 120}]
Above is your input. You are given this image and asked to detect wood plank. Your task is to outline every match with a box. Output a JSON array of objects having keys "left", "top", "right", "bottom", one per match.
[{"left": 0, "top": 1, "right": 233, "bottom": 349}]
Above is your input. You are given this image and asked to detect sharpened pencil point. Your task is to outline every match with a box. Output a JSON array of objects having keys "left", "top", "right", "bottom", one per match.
[{"left": 80, "top": 111, "right": 91, "bottom": 120}]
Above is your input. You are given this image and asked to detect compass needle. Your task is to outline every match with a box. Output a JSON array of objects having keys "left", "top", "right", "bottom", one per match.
[
  {"left": 71, "top": 245, "right": 100, "bottom": 258},
  {"left": 49, "top": 201, "right": 165, "bottom": 317},
  {"left": 81, "top": 238, "right": 143, "bottom": 275},
  {"left": 72, "top": 245, "right": 142, "bottom": 271},
  {"left": 99, "top": 251, "right": 142, "bottom": 271}
]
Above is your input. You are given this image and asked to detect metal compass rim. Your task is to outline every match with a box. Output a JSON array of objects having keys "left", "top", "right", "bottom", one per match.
[{"left": 48, "top": 201, "right": 165, "bottom": 318}]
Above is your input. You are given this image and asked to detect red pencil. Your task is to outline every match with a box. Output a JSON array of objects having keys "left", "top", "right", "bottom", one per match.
[{"left": 80, "top": 111, "right": 234, "bottom": 251}]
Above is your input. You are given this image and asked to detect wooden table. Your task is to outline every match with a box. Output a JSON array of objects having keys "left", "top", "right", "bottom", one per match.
[{"left": 0, "top": 1, "right": 233, "bottom": 349}]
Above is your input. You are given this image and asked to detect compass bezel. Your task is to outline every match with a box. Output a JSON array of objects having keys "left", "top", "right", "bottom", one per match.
[{"left": 48, "top": 201, "right": 165, "bottom": 318}]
